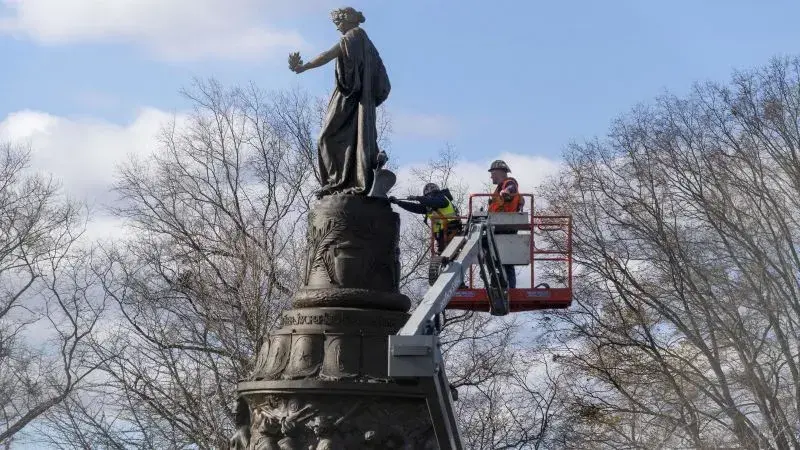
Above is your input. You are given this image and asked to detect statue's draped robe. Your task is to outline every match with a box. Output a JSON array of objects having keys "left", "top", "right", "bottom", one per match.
[{"left": 317, "top": 27, "right": 390, "bottom": 196}]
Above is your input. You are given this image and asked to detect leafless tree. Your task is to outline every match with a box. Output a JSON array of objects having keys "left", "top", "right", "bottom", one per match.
[
  {"left": 0, "top": 143, "right": 105, "bottom": 446},
  {"left": 542, "top": 56, "right": 800, "bottom": 449},
  {"left": 25, "top": 79, "right": 562, "bottom": 449},
  {"left": 53, "top": 80, "right": 322, "bottom": 449},
  {"left": 26, "top": 79, "right": 397, "bottom": 449}
]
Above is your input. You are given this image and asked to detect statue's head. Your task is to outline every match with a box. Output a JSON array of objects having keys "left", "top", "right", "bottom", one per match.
[
  {"left": 331, "top": 7, "right": 365, "bottom": 34},
  {"left": 312, "top": 415, "right": 334, "bottom": 437},
  {"left": 260, "top": 415, "right": 281, "bottom": 435}
]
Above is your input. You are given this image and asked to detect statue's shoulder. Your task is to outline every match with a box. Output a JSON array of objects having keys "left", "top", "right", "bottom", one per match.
[
  {"left": 343, "top": 27, "right": 367, "bottom": 41},
  {"left": 339, "top": 27, "right": 370, "bottom": 53}
]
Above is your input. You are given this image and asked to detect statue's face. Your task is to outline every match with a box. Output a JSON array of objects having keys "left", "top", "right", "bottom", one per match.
[
  {"left": 314, "top": 417, "right": 331, "bottom": 436},
  {"left": 262, "top": 416, "right": 280, "bottom": 434},
  {"left": 333, "top": 18, "right": 357, "bottom": 34}
]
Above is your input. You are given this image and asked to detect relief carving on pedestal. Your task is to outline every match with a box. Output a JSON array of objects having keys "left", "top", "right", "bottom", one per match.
[
  {"left": 303, "top": 197, "right": 400, "bottom": 293},
  {"left": 304, "top": 217, "right": 344, "bottom": 287},
  {"left": 284, "top": 335, "right": 324, "bottom": 379},
  {"left": 320, "top": 334, "right": 360, "bottom": 380},
  {"left": 252, "top": 334, "right": 292, "bottom": 381},
  {"left": 232, "top": 396, "right": 435, "bottom": 450}
]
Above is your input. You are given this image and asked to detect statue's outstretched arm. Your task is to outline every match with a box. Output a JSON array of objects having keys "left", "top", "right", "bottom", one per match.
[{"left": 292, "top": 43, "right": 341, "bottom": 73}]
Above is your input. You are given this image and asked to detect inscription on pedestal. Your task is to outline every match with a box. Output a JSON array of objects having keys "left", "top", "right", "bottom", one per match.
[{"left": 281, "top": 309, "right": 407, "bottom": 329}]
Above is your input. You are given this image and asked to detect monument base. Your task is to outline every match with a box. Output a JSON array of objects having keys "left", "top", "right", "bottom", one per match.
[
  {"left": 232, "top": 195, "right": 436, "bottom": 449},
  {"left": 238, "top": 307, "right": 436, "bottom": 449}
]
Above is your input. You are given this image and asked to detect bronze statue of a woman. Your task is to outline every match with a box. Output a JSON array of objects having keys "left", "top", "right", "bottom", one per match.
[{"left": 289, "top": 7, "right": 391, "bottom": 198}]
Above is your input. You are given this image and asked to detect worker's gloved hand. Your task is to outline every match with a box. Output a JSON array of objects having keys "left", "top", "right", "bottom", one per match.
[{"left": 501, "top": 193, "right": 513, "bottom": 201}]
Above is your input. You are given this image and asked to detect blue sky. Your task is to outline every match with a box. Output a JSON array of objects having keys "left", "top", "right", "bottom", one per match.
[{"left": 1, "top": 0, "right": 799, "bottom": 179}]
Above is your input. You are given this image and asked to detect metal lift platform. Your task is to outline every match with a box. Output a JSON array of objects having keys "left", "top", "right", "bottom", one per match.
[{"left": 388, "top": 193, "right": 573, "bottom": 449}]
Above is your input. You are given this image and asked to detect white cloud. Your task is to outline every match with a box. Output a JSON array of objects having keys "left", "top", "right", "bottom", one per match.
[
  {"left": 1, "top": 105, "right": 565, "bottom": 252},
  {"left": 0, "top": 107, "right": 562, "bottom": 208},
  {"left": 0, "top": 0, "right": 319, "bottom": 61},
  {"left": 0, "top": 107, "right": 177, "bottom": 242},
  {"left": 4, "top": 108, "right": 554, "bottom": 208},
  {"left": 393, "top": 112, "right": 458, "bottom": 139},
  {"left": 393, "top": 152, "right": 563, "bottom": 211},
  {"left": 0, "top": 107, "right": 176, "bottom": 204},
  {"left": 83, "top": 215, "right": 132, "bottom": 242}
]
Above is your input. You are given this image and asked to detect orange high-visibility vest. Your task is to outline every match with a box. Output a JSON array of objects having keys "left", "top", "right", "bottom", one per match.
[{"left": 489, "top": 177, "right": 522, "bottom": 212}]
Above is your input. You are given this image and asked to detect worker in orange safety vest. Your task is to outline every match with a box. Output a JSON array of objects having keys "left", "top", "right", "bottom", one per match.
[
  {"left": 487, "top": 159, "right": 524, "bottom": 288},
  {"left": 488, "top": 159, "right": 523, "bottom": 213}
]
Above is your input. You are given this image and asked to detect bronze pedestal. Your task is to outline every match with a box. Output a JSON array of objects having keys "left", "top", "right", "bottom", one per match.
[{"left": 233, "top": 195, "right": 436, "bottom": 449}]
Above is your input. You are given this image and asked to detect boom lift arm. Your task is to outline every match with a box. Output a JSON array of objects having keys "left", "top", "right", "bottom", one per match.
[{"left": 388, "top": 216, "right": 509, "bottom": 450}]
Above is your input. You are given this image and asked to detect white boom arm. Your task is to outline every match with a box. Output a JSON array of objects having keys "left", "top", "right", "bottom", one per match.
[{"left": 388, "top": 217, "right": 509, "bottom": 449}]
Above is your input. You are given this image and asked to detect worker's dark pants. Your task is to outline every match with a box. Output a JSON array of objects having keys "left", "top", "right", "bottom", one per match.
[
  {"left": 435, "top": 233, "right": 446, "bottom": 254},
  {"left": 434, "top": 221, "right": 463, "bottom": 254},
  {"left": 504, "top": 265, "right": 516, "bottom": 289}
]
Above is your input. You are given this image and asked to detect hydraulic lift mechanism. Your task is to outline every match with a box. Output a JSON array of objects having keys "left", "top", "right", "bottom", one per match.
[{"left": 387, "top": 205, "right": 573, "bottom": 450}]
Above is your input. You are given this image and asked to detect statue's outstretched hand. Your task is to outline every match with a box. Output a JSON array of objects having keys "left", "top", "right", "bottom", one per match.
[{"left": 288, "top": 52, "right": 304, "bottom": 73}]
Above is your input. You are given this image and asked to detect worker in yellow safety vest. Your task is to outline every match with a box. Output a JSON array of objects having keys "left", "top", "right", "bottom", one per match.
[{"left": 390, "top": 183, "right": 463, "bottom": 253}]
